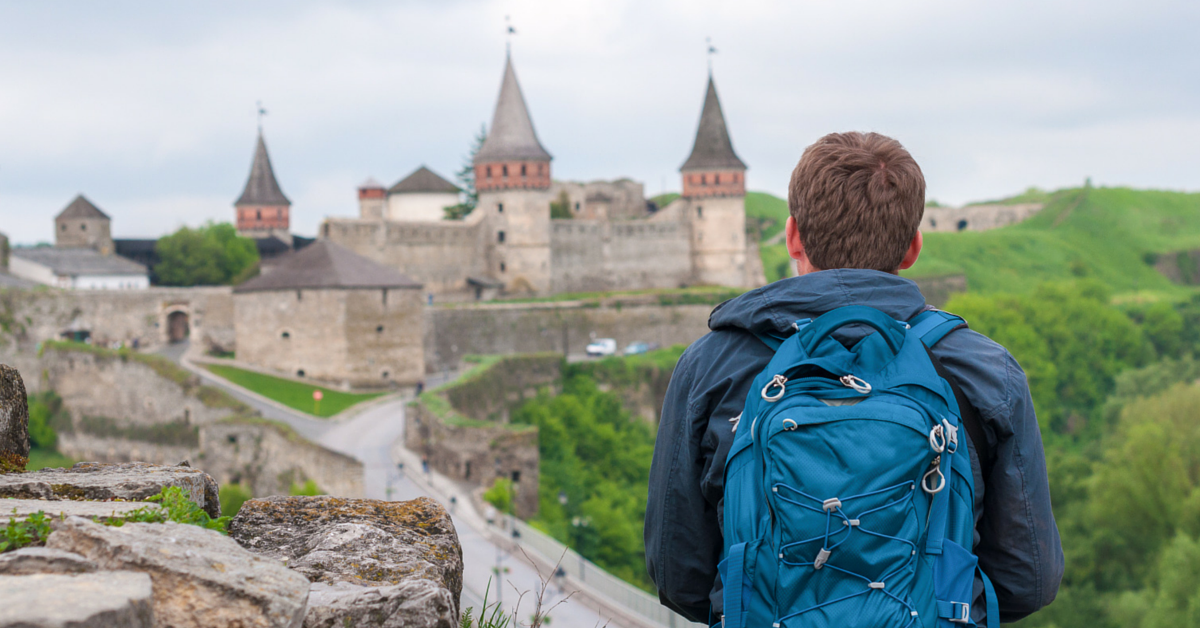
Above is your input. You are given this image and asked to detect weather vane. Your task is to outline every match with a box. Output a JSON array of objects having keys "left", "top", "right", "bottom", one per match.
[
  {"left": 256, "top": 101, "right": 268, "bottom": 132},
  {"left": 707, "top": 37, "right": 718, "bottom": 73},
  {"left": 506, "top": 15, "right": 517, "bottom": 54}
]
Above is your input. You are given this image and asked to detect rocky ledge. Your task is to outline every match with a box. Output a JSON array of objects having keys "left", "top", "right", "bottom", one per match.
[
  {"left": 0, "top": 363, "right": 464, "bottom": 628},
  {"left": 231, "top": 496, "right": 464, "bottom": 628}
]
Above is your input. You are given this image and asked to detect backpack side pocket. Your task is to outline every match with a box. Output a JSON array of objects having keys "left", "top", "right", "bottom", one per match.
[{"left": 933, "top": 539, "right": 978, "bottom": 627}]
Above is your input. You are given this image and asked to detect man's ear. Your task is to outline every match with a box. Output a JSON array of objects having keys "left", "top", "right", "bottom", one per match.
[
  {"left": 898, "top": 231, "right": 923, "bottom": 271},
  {"left": 785, "top": 216, "right": 803, "bottom": 261}
]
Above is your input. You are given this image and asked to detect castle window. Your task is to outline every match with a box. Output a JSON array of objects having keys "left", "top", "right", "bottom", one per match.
[
  {"left": 957, "top": 220, "right": 969, "bottom": 231},
  {"left": 256, "top": 209, "right": 262, "bottom": 219},
  {"left": 61, "top": 224, "right": 66, "bottom": 232},
  {"left": 715, "top": 174, "right": 721, "bottom": 184},
  {"left": 538, "top": 164, "right": 543, "bottom": 174},
  {"left": 486, "top": 166, "right": 492, "bottom": 178},
  {"left": 376, "top": 325, "right": 384, "bottom": 333},
  {"left": 276, "top": 208, "right": 282, "bottom": 218},
  {"left": 296, "top": 369, "right": 305, "bottom": 377},
  {"left": 498, "top": 203, "right": 503, "bottom": 213},
  {"left": 381, "top": 371, "right": 390, "bottom": 379},
  {"left": 502, "top": 165, "right": 509, "bottom": 177},
  {"left": 521, "top": 164, "right": 527, "bottom": 176},
  {"left": 81, "top": 223, "right": 87, "bottom": 231},
  {"left": 281, "top": 331, "right": 290, "bottom": 339},
  {"left": 498, "top": 230, "right": 506, "bottom": 243},
  {"left": 701, "top": 174, "right": 707, "bottom": 185},
  {"left": 574, "top": 202, "right": 580, "bottom": 211},
  {"left": 500, "top": 262, "right": 506, "bottom": 272},
  {"left": 697, "top": 206, "right": 703, "bottom": 218},
  {"left": 512, "top": 470, "right": 521, "bottom": 483}
]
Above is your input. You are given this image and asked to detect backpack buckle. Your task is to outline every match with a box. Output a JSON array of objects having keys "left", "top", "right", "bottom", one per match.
[
  {"left": 949, "top": 602, "right": 971, "bottom": 623},
  {"left": 942, "top": 419, "right": 959, "bottom": 453}
]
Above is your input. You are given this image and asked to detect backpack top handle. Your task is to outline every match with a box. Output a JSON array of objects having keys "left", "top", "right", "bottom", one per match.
[{"left": 798, "top": 305, "right": 908, "bottom": 356}]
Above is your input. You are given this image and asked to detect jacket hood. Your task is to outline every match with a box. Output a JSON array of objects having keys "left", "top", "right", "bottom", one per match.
[{"left": 709, "top": 269, "right": 931, "bottom": 335}]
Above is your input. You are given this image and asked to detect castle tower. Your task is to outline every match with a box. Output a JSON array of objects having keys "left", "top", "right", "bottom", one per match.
[
  {"left": 357, "top": 177, "right": 386, "bottom": 220},
  {"left": 473, "top": 53, "right": 553, "bottom": 294},
  {"left": 681, "top": 74, "right": 748, "bottom": 287},
  {"left": 235, "top": 132, "right": 292, "bottom": 242},
  {"left": 55, "top": 195, "right": 114, "bottom": 255}
]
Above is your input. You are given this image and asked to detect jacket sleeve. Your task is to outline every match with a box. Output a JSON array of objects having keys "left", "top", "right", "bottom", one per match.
[
  {"left": 645, "top": 347, "right": 721, "bottom": 624},
  {"left": 976, "top": 354, "right": 1065, "bottom": 622}
]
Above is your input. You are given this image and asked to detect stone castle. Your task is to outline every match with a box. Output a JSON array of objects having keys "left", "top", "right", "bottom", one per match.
[{"left": 318, "top": 54, "right": 766, "bottom": 298}]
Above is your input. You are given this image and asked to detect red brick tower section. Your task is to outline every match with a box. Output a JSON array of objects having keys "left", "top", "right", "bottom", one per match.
[
  {"left": 234, "top": 132, "right": 291, "bottom": 236},
  {"left": 680, "top": 75, "right": 747, "bottom": 198},
  {"left": 473, "top": 54, "right": 552, "bottom": 191}
]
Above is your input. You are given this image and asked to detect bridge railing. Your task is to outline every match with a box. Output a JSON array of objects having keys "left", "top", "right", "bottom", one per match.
[{"left": 497, "top": 513, "right": 707, "bottom": 628}]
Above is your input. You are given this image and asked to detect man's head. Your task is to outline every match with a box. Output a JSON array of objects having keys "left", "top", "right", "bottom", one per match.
[{"left": 786, "top": 132, "right": 925, "bottom": 274}]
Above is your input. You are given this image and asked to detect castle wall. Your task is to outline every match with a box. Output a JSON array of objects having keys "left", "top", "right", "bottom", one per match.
[
  {"left": 0, "top": 286, "right": 234, "bottom": 354},
  {"left": 921, "top": 203, "right": 1044, "bottom": 232},
  {"left": 234, "top": 287, "right": 424, "bottom": 387},
  {"left": 548, "top": 179, "right": 648, "bottom": 220},
  {"left": 405, "top": 400, "right": 539, "bottom": 518},
  {"left": 200, "top": 420, "right": 364, "bottom": 498},
  {"left": 322, "top": 217, "right": 487, "bottom": 295},
  {"left": 423, "top": 301, "right": 715, "bottom": 372},
  {"left": 550, "top": 219, "right": 692, "bottom": 293}
]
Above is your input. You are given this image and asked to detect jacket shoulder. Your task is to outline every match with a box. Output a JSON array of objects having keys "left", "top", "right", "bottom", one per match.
[{"left": 930, "top": 327, "right": 1028, "bottom": 435}]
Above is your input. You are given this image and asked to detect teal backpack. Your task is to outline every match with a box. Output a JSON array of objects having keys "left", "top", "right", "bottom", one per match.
[{"left": 719, "top": 305, "right": 998, "bottom": 628}]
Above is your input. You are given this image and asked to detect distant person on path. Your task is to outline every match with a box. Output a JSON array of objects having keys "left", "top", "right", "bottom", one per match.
[
  {"left": 421, "top": 456, "right": 430, "bottom": 476},
  {"left": 645, "top": 132, "right": 1063, "bottom": 626}
]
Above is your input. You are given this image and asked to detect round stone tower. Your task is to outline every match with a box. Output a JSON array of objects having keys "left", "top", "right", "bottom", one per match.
[
  {"left": 473, "top": 53, "right": 554, "bottom": 295},
  {"left": 681, "top": 74, "right": 748, "bottom": 287}
]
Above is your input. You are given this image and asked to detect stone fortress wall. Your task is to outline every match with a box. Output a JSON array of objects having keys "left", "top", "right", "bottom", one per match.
[
  {"left": 320, "top": 214, "right": 489, "bottom": 296},
  {"left": 0, "top": 286, "right": 235, "bottom": 354},
  {"left": 3, "top": 342, "right": 363, "bottom": 498},
  {"left": 922, "top": 202, "right": 1044, "bottom": 233},
  {"left": 549, "top": 218, "right": 693, "bottom": 293}
]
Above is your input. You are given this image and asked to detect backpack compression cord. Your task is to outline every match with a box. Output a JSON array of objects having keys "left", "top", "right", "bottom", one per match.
[{"left": 719, "top": 306, "right": 998, "bottom": 628}]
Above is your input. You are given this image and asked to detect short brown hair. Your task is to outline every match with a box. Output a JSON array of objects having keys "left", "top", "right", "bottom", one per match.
[{"left": 788, "top": 132, "right": 925, "bottom": 272}]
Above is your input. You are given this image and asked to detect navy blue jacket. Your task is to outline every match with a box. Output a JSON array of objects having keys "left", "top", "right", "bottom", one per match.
[{"left": 645, "top": 270, "right": 1064, "bottom": 625}]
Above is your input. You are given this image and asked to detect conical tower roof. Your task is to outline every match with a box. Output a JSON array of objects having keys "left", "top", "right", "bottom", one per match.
[
  {"left": 474, "top": 55, "right": 552, "bottom": 164},
  {"left": 681, "top": 75, "right": 746, "bottom": 171},
  {"left": 235, "top": 133, "right": 291, "bottom": 207}
]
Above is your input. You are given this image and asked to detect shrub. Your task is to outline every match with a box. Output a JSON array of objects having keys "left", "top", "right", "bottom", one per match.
[
  {"left": 219, "top": 483, "right": 252, "bottom": 517},
  {"left": 483, "top": 478, "right": 515, "bottom": 515}
]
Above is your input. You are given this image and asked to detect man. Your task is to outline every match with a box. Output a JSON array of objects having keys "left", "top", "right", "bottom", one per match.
[{"left": 645, "top": 132, "right": 1063, "bottom": 625}]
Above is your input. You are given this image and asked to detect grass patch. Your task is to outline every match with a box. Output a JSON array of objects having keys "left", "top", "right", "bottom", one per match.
[
  {"left": 905, "top": 187, "right": 1200, "bottom": 297},
  {"left": 746, "top": 191, "right": 790, "bottom": 242},
  {"left": 203, "top": 364, "right": 382, "bottom": 417}
]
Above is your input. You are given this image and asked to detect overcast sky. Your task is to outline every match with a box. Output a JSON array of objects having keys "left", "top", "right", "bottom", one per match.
[{"left": 1, "top": 0, "right": 1196, "bottom": 244}]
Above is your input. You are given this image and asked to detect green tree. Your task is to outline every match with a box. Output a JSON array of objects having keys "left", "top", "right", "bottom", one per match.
[
  {"left": 219, "top": 483, "right": 252, "bottom": 517},
  {"left": 549, "top": 190, "right": 572, "bottom": 219},
  {"left": 445, "top": 124, "right": 487, "bottom": 220},
  {"left": 154, "top": 222, "right": 259, "bottom": 286},
  {"left": 483, "top": 477, "right": 515, "bottom": 514}
]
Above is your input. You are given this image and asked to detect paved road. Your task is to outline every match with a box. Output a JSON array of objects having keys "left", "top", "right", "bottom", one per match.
[{"left": 319, "top": 398, "right": 617, "bottom": 626}]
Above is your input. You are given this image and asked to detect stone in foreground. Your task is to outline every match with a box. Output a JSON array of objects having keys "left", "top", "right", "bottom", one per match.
[
  {"left": 0, "top": 365, "right": 29, "bottom": 472},
  {"left": 0, "top": 461, "right": 221, "bottom": 517},
  {"left": 48, "top": 516, "right": 309, "bottom": 628},
  {"left": 0, "top": 571, "right": 153, "bottom": 628},
  {"left": 0, "top": 547, "right": 95, "bottom": 575},
  {"left": 0, "top": 497, "right": 161, "bottom": 521},
  {"left": 231, "top": 496, "right": 462, "bottom": 628}
]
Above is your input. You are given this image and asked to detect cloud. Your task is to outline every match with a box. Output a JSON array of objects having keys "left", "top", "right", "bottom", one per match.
[{"left": 0, "top": 0, "right": 1196, "bottom": 244}]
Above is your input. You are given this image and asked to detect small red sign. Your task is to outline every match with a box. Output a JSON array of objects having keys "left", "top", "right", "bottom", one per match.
[{"left": 313, "top": 390, "right": 324, "bottom": 401}]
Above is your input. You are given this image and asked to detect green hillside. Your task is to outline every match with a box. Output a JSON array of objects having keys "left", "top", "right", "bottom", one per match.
[
  {"left": 745, "top": 186, "right": 1200, "bottom": 295},
  {"left": 905, "top": 187, "right": 1200, "bottom": 298}
]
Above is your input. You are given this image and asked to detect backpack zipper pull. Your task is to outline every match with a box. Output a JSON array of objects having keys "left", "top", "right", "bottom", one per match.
[{"left": 729, "top": 413, "right": 741, "bottom": 433}]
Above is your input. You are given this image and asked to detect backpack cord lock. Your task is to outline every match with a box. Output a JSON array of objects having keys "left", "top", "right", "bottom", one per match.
[
  {"left": 813, "top": 548, "right": 832, "bottom": 570},
  {"left": 839, "top": 374, "right": 872, "bottom": 394},
  {"left": 762, "top": 374, "right": 788, "bottom": 402},
  {"left": 922, "top": 455, "right": 946, "bottom": 494},
  {"left": 929, "top": 424, "right": 947, "bottom": 453}
]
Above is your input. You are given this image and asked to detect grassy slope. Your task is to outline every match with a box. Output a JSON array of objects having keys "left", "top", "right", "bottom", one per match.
[
  {"left": 905, "top": 187, "right": 1200, "bottom": 297},
  {"left": 26, "top": 447, "right": 78, "bottom": 471},
  {"left": 203, "top": 364, "right": 382, "bottom": 417}
]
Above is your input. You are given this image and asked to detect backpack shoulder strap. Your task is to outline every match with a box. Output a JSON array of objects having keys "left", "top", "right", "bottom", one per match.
[{"left": 913, "top": 310, "right": 996, "bottom": 480}]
